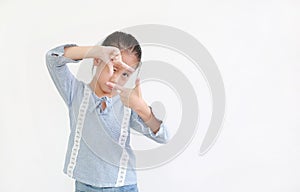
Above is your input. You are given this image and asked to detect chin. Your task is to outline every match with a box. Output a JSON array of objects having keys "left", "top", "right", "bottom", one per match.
[
  {"left": 100, "top": 84, "right": 111, "bottom": 93},
  {"left": 103, "top": 89, "right": 112, "bottom": 95}
]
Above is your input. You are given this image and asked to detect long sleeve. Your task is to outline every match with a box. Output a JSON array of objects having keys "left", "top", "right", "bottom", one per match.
[
  {"left": 45, "top": 44, "right": 81, "bottom": 106},
  {"left": 129, "top": 109, "right": 170, "bottom": 144}
]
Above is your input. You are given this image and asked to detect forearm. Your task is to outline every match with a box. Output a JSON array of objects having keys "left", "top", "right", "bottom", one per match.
[
  {"left": 64, "top": 46, "right": 101, "bottom": 60},
  {"left": 135, "top": 101, "right": 162, "bottom": 134},
  {"left": 45, "top": 44, "right": 81, "bottom": 105}
]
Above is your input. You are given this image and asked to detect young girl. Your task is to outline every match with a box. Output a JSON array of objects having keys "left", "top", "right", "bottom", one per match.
[{"left": 46, "top": 31, "right": 170, "bottom": 192}]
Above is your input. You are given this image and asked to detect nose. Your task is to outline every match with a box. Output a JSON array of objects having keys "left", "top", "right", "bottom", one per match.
[{"left": 109, "top": 72, "right": 121, "bottom": 84}]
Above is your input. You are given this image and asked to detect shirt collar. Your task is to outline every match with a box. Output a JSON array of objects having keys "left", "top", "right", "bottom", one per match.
[{"left": 88, "top": 92, "right": 113, "bottom": 113}]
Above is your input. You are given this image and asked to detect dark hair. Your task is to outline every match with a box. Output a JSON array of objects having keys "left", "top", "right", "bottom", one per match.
[
  {"left": 102, "top": 31, "right": 142, "bottom": 62},
  {"left": 92, "top": 31, "right": 142, "bottom": 75}
]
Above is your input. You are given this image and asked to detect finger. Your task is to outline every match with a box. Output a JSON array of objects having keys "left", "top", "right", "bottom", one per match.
[
  {"left": 108, "top": 46, "right": 121, "bottom": 57},
  {"left": 106, "top": 82, "right": 125, "bottom": 91},
  {"left": 105, "top": 61, "right": 114, "bottom": 75},
  {"left": 112, "top": 58, "right": 135, "bottom": 73},
  {"left": 135, "top": 77, "right": 142, "bottom": 95},
  {"left": 135, "top": 77, "right": 141, "bottom": 88},
  {"left": 112, "top": 47, "right": 121, "bottom": 55},
  {"left": 106, "top": 52, "right": 120, "bottom": 65},
  {"left": 110, "top": 53, "right": 120, "bottom": 60},
  {"left": 119, "top": 60, "right": 135, "bottom": 73},
  {"left": 112, "top": 49, "right": 121, "bottom": 57}
]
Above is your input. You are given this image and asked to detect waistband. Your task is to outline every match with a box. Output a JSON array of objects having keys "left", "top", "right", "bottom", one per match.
[{"left": 75, "top": 180, "right": 139, "bottom": 192}]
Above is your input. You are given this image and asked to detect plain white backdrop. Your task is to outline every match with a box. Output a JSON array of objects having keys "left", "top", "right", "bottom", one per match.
[{"left": 1, "top": 0, "right": 300, "bottom": 191}]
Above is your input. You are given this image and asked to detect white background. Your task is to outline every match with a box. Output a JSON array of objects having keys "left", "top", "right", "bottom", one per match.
[{"left": 1, "top": 0, "right": 300, "bottom": 191}]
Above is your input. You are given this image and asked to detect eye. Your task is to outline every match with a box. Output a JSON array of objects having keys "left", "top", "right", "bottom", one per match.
[
  {"left": 113, "top": 68, "right": 117, "bottom": 72},
  {"left": 122, "top": 72, "right": 130, "bottom": 78}
]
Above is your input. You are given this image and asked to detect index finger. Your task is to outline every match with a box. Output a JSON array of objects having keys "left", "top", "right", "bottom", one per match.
[
  {"left": 106, "top": 82, "right": 125, "bottom": 91},
  {"left": 111, "top": 57, "right": 135, "bottom": 73}
]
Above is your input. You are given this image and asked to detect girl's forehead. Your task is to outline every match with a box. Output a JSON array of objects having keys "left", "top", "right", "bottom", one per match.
[{"left": 121, "top": 52, "right": 139, "bottom": 68}]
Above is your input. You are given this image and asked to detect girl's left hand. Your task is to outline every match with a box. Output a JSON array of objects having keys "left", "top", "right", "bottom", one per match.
[
  {"left": 106, "top": 78, "right": 162, "bottom": 133},
  {"left": 106, "top": 78, "right": 148, "bottom": 111}
]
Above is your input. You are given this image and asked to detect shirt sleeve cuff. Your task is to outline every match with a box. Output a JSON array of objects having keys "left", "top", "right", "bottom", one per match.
[
  {"left": 46, "top": 44, "right": 81, "bottom": 67},
  {"left": 148, "top": 123, "right": 165, "bottom": 137},
  {"left": 136, "top": 113, "right": 164, "bottom": 138}
]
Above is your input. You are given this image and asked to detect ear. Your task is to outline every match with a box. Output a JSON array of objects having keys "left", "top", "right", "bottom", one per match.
[{"left": 93, "top": 58, "right": 101, "bottom": 66}]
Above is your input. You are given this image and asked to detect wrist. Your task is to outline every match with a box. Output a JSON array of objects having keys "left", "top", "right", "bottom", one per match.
[
  {"left": 134, "top": 100, "right": 148, "bottom": 113},
  {"left": 88, "top": 45, "right": 103, "bottom": 58},
  {"left": 134, "top": 100, "right": 151, "bottom": 121}
]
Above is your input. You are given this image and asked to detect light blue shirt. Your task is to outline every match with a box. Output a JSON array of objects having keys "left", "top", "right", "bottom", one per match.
[{"left": 45, "top": 44, "right": 170, "bottom": 187}]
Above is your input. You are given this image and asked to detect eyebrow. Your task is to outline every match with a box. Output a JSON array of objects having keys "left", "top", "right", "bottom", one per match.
[{"left": 116, "top": 63, "right": 139, "bottom": 71}]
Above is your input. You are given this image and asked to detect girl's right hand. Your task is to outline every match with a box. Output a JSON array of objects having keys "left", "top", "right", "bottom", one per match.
[
  {"left": 64, "top": 45, "right": 134, "bottom": 73},
  {"left": 96, "top": 46, "right": 121, "bottom": 65},
  {"left": 95, "top": 46, "right": 135, "bottom": 73}
]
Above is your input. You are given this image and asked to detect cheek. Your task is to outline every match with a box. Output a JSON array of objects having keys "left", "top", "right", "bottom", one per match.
[
  {"left": 118, "top": 77, "right": 132, "bottom": 87},
  {"left": 96, "top": 73, "right": 110, "bottom": 86},
  {"left": 118, "top": 80, "right": 126, "bottom": 86},
  {"left": 97, "top": 64, "right": 113, "bottom": 76},
  {"left": 98, "top": 68, "right": 112, "bottom": 79}
]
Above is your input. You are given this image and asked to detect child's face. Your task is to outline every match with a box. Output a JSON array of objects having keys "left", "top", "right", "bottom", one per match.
[{"left": 94, "top": 51, "right": 139, "bottom": 95}]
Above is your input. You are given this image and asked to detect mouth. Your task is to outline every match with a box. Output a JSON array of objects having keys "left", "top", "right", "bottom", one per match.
[
  {"left": 107, "top": 85, "right": 113, "bottom": 91},
  {"left": 106, "top": 84, "right": 117, "bottom": 93}
]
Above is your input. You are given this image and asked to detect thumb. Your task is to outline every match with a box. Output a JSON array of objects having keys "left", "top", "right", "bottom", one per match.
[{"left": 135, "top": 77, "right": 142, "bottom": 96}]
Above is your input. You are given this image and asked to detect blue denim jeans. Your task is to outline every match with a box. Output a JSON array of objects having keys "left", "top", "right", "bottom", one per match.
[{"left": 75, "top": 180, "right": 139, "bottom": 192}]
